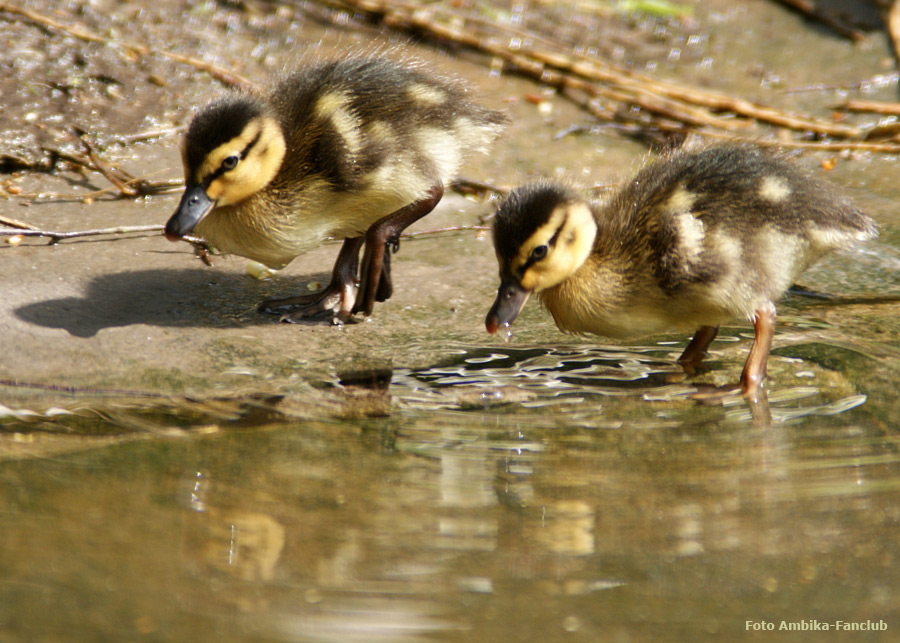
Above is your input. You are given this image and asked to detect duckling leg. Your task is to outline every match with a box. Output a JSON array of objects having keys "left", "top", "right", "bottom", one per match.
[
  {"left": 356, "top": 184, "right": 444, "bottom": 316},
  {"left": 677, "top": 325, "right": 719, "bottom": 375},
  {"left": 258, "top": 237, "right": 363, "bottom": 324},
  {"left": 740, "top": 301, "right": 777, "bottom": 397}
]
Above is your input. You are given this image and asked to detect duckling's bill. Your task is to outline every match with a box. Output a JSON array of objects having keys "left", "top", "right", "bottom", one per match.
[
  {"left": 165, "top": 184, "right": 215, "bottom": 241},
  {"left": 485, "top": 278, "right": 531, "bottom": 335}
]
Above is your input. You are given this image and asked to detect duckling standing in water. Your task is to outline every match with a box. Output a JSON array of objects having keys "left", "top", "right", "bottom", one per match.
[
  {"left": 485, "top": 145, "right": 877, "bottom": 396},
  {"left": 165, "top": 55, "right": 506, "bottom": 323}
]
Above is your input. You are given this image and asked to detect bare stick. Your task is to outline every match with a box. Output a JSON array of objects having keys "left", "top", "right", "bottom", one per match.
[
  {"left": 843, "top": 98, "right": 900, "bottom": 115},
  {"left": 402, "top": 225, "right": 489, "bottom": 238},
  {"left": 1, "top": 225, "right": 165, "bottom": 243},
  {"left": 450, "top": 177, "right": 509, "bottom": 197},
  {"left": 79, "top": 135, "right": 140, "bottom": 198},
  {"left": 691, "top": 128, "right": 900, "bottom": 152},
  {"left": 335, "top": 0, "right": 862, "bottom": 139},
  {"left": 0, "top": 215, "right": 37, "bottom": 230}
]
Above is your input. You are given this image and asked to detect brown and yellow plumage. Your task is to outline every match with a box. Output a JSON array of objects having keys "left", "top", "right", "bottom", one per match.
[
  {"left": 166, "top": 54, "right": 507, "bottom": 323},
  {"left": 486, "top": 144, "right": 877, "bottom": 396}
]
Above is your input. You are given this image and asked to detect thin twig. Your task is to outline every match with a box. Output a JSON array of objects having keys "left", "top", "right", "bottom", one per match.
[
  {"left": 4, "top": 179, "right": 183, "bottom": 203},
  {"left": 113, "top": 126, "right": 186, "bottom": 144},
  {"left": 450, "top": 177, "right": 509, "bottom": 198},
  {"left": 334, "top": 0, "right": 863, "bottom": 139},
  {"left": 785, "top": 72, "right": 900, "bottom": 94},
  {"left": 27, "top": 137, "right": 184, "bottom": 200},
  {"left": 843, "top": 98, "right": 900, "bottom": 115},
  {"left": 1, "top": 225, "right": 165, "bottom": 243},
  {"left": 79, "top": 135, "right": 140, "bottom": 198},
  {"left": 692, "top": 128, "right": 900, "bottom": 152},
  {"left": 0, "top": 215, "right": 37, "bottom": 230},
  {"left": 402, "top": 225, "right": 489, "bottom": 238}
]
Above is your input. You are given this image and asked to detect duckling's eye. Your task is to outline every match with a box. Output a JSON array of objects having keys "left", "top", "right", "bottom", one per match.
[
  {"left": 530, "top": 245, "right": 548, "bottom": 261},
  {"left": 221, "top": 155, "right": 240, "bottom": 171}
]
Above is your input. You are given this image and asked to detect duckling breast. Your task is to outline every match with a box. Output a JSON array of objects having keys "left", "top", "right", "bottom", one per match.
[{"left": 540, "top": 255, "right": 680, "bottom": 338}]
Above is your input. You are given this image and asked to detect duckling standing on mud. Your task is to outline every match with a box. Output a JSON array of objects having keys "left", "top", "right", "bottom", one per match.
[
  {"left": 165, "top": 55, "right": 506, "bottom": 323},
  {"left": 485, "top": 145, "right": 877, "bottom": 396}
]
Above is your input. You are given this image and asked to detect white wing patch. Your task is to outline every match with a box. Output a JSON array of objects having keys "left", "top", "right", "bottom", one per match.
[
  {"left": 759, "top": 175, "right": 791, "bottom": 202},
  {"left": 315, "top": 92, "right": 362, "bottom": 155},
  {"left": 674, "top": 212, "right": 706, "bottom": 262}
]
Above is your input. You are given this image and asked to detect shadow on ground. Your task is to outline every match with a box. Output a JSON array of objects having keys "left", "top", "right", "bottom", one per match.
[{"left": 14, "top": 268, "right": 331, "bottom": 337}]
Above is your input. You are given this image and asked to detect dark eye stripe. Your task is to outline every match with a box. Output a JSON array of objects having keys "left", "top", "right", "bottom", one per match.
[
  {"left": 202, "top": 130, "right": 262, "bottom": 188},
  {"left": 547, "top": 221, "right": 564, "bottom": 247},
  {"left": 521, "top": 218, "right": 566, "bottom": 273}
]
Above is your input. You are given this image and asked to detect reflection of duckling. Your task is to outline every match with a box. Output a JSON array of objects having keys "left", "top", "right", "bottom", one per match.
[
  {"left": 485, "top": 145, "right": 877, "bottom": 396},
  {"left": 165, "top": 55, "right": 506, "bottom": 323}
]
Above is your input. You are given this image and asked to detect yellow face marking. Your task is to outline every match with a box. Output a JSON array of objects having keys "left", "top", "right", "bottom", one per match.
[
  {"left": 514, "top": 203, "right": 597, "bottom": 293},
  {"left": 315, "top": 91, "right": 361, "bottom": 155},
  {"left": 197, "top": 115, "right": 286, "bottom": 207},
  {"left": 196, "top": 119, "right": 262, "bottom": 185},
  {"left": 406, "top": 83, "right": 447, "bottom": 106},
  {"left": 759, "top": 175, "right": 791, "bottom": 202}
]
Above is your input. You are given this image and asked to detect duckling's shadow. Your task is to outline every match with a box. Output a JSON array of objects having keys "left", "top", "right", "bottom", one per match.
[{"left": 15, "top": 268, "right": 329, "bottom": 338}]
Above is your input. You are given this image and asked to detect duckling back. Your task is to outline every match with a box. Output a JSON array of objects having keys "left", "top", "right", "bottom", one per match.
[
  {"left": 524, "top": 145, "right": 875, "bottom": 337},
  {"left": 272, "top": 57, "right": 504, "bottom": 194},
  {"left": 488, "top": 145, "right": 876, "bottom": 395},
  {"left": 595, "top": 145, "right": 876, "bottom": 323},
  {"left": 187, "top": 56, "right": 506, "bottom": 268}
]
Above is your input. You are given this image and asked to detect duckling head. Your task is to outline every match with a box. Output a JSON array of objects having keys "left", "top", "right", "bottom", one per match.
[
  {"left": 485, "top": 181, "right": 598, "bottom": 334},
  {"left": 165, "top": 97, "right": 287, "bottom": 240}
]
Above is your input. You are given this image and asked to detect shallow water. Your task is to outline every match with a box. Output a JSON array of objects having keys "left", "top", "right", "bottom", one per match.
[
  {"left": 3, "top": 336, "right": 900, "bottom": 640},
  {"left": 3, "top": 0, "right": 900, "bottom": 641}
]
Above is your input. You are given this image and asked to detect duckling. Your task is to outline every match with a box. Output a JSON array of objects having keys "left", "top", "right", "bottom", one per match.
[
  {"left": 165, "top": 55, "right": 507, "bottom": 323},
  {"left": 485, "top": 144, "right": 877, "bottom": 396}
]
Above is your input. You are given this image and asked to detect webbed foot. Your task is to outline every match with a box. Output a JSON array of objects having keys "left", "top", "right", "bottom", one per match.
[{"left": 258, "top": 237, "right": 363, "bottom": 325}]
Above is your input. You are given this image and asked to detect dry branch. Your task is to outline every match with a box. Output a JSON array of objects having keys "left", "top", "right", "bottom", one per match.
[
  {"left": 843, "top": 98, "right": 900, "bottom": 115},
  {"left": 331, "top": 0, "right": 866, "bottom": 140},
  {"left": 0, "top": 215, "right": 37, "bottom": 230},
  {"left": 1, "top": 225, "right": 165, "bottom": 244}
]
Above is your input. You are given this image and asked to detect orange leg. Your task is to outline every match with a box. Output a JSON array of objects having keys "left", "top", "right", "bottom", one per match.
[
  {"left": 677, "top": 325, "right": 719, "bottom": 376},
  {"left": 740, "top": 301, "right": 777, "bottom": 397}
]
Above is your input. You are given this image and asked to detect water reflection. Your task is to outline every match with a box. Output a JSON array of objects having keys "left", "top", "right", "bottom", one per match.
[
  {"left": 1, "top": 339, "right": 897, "bottom": 640},
  {"left": 394, "top": 342, "right": 871, "bottom": 429}
]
